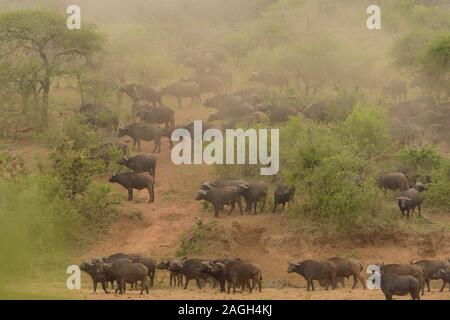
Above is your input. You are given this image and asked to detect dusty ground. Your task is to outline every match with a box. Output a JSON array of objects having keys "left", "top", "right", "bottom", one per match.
[{"left": 70, "top": 287, "right": 450, "bottom": 300}]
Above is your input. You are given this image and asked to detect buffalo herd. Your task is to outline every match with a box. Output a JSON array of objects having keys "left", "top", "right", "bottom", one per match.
[
  {"left": 75, "top": 46, "right": 449, "bottom": 300},
  {"left": 80, "top": 253, "right": 450, "bottom": 300}
]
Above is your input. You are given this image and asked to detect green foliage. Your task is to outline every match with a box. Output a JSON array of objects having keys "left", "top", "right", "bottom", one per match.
[
  {"left": 391, "top": 31, "right": 431, "bottom": 75},
  {"left": 0, "top": 171, "right": 78, "bottom": 291},
  {"left": 75, "top": 183, "right": 120, "bottom": 234},
  {"left": 176, "top": 221, "right": 222, "bottom": 257},
  {"left": 41, "top": 116, "right": 121, "bottom": 198},
  {"left": 396, "top": 145, "right": 445, "bottom": 178},
  {"left": 338, "top": 104, "right": 392, "bottom": 159},
  {"left": 0, "top": 151, "right": 27, "bottom": 180},
  {"left": 306, "top": 153, "right": 382, "bottom": 227},
  {"left": 280, "top": 108, "right": 389, "bottom": 230},
  {"left": 425, "top": 161, "right": 450, "bottom": 210},
  {"left": 393, "top": 31, "right": 450, "bottom": 101},
  {"left": 0, "top": 9, "right": 105, "bottom": 124},
  {"left": 51, "top": 145, "right": 102, "bottom": 199},
  {"left": 0, "top": 144, "right": 119, "bottom": 293}
]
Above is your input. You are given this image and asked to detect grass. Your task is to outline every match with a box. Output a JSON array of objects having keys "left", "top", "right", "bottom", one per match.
[{"left": 165, "top": 213, "right": 179, "bottom": 222}]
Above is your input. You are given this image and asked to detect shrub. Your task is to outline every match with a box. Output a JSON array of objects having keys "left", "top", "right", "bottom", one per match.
[
  {"left": 338, "top": 104, "right": 392, "bottom": 160},
  {"left": 280, "top": 116, "right": 386, "bottom": 230},
  {"left": 0, "top": 173, "right": 79, "bottom": 287},
  {"left": 51, "top": 145, "right": 103, "bottom": 199},
  {"left": 425, "top": 161, "right": 450, "bottom": 210},
  {"left": 0, "top": 149, "right": 120, "bottom": 292},
  {"left": 396, "top": 145, "right": 445, "bottom": 180}
]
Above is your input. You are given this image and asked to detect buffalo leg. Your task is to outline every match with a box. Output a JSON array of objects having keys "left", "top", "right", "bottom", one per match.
[
  {"left": 119, "top": 280, "right": 125, "bottom": 294},
  {"left": 128, "top": 188, "right": 133, "bottom": 201},
  {"left": 214, "top": 205, "right": 219, "bottom": 217},
  {"left": 150, "top": 272, "right": 154, "bottom": 287},
  {"left": 253, "top": 276, "right": 262, "bottom": 293},
  {"left": 228, "top": 203, "right": 235, "bottom": 215},
  {"left": 238, "top": 199, "right": 243, "bottom": 215},
  {"left": 93, "top": 281, "right": 98, "bottom": 293},
  {"left": 358, "top": 274, "right": 367, "bottom": 289},
  {"left": 147, "top": 187, "right": 154, "bottom": 203},
  {"left": 101, "top": 281, "right": 109, "bottom": 294},
  {"left": 184, "top": 279, "right": 190, "bottom": 289},
  {"left": 352, "top": 275, "right": 358, "bottom": 289},
  {"left": 195, "top": 278, "right": 202, "bottom": 289},
  {"left": 426, "top": 278, "right": 431, "bottom": 292},
  {"left": 439, "top": 280, "right": 447, "bottom": 292}
]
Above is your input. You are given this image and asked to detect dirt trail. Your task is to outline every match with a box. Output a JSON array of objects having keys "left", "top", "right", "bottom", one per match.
[
  {"left": 76, "top": 287, "right": 450, "bottom": 300},
  {"left": 83, "top": 102, "right": 216, "bottom": 259},
  {"left": 84, "top": 142, "right": 211, "bottom": 259}
]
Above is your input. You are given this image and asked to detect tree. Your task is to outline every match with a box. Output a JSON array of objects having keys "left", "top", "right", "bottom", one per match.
[
  {"left": 421, "top": 33, "right": 450, "bottom": 102},
  {"left": 0, "top": 10, "right": 104, "bottom": 124},
  {"left": 392, "top": 32, "right": 450, "bottom": 102}
]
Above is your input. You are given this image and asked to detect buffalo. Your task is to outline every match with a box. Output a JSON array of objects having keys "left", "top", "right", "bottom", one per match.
[
  {"left": 411, "top": 259, "right": 450, "bottom": 292},
  {"left": 118, "top": 123, "right": 162, "bottom": 153},
  {"left": 109, "top": 172, "right": 155, "bottom": 203},
  {"left": 210, "top": 260, "right": 262, "bottom": 294},
  {"left": 161, "top": 80, "right": 201, "bottom": 108},
  {"left": 272, "top": 185, "right": 295, "bottom": 213},
  {"left": 380, "top": 273, "right": 420, "bottom": 300},
  {"left": 195, "top": 183, "right": 243, "bottom": 217},
  {"left": 118, "top": 154, "right": 157, "bottom": 179},
  {"left": 168, "top": 258, "right": 215, "bottom": 289},
  {"left": 397, "top": 188, "right": 422, "bottom": 218},
  {"left": 432, "top": 269, "right": 450, "bottom": 292},
  {"left": 378, "top": 172, "right": 409, "bottom": 194},
  {"left": 288, "top": 260, "right": 337, "bottom": 291},
  {"left": 380, "top": 264, "right": 425, "bottom": 295},
  {"left": 105, "top": 258, "right": 149, "bottom": 295},
  {"left": 238, "top": 181, "right": 268, "bottom": 214},
  {"left": 157, "top": 259, "right": 184, "bottom": 287}
]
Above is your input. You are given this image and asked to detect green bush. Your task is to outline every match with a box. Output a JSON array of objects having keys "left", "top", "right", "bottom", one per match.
[
  {"left": 0, "top": 148, "right": 120, "bottom": 293},
  {"left": 280, "top": 113, "right": 387, "bottom": 230},
  {"left": 338, "top": 104, "right": 392, "bottom": 160},
  {"left": 0, "top": 173, "right": 79, "bottom": 289},
  {"left": 396, "top": 145, "right": 445, "bottom": 180},
  {"left": 425, "top": 161, "right": 450, "bottom": 210},
  {"left": 51, "top": 145, "right": 103, "bottom": 199}
]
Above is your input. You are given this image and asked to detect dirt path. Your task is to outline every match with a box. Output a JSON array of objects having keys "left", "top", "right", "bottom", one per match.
[
  {"left": 84, "top": 142, "right": 211, "bottom": 259},
  {"left": 73, "top": 287, "right": 450, "bottom": 300}
]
